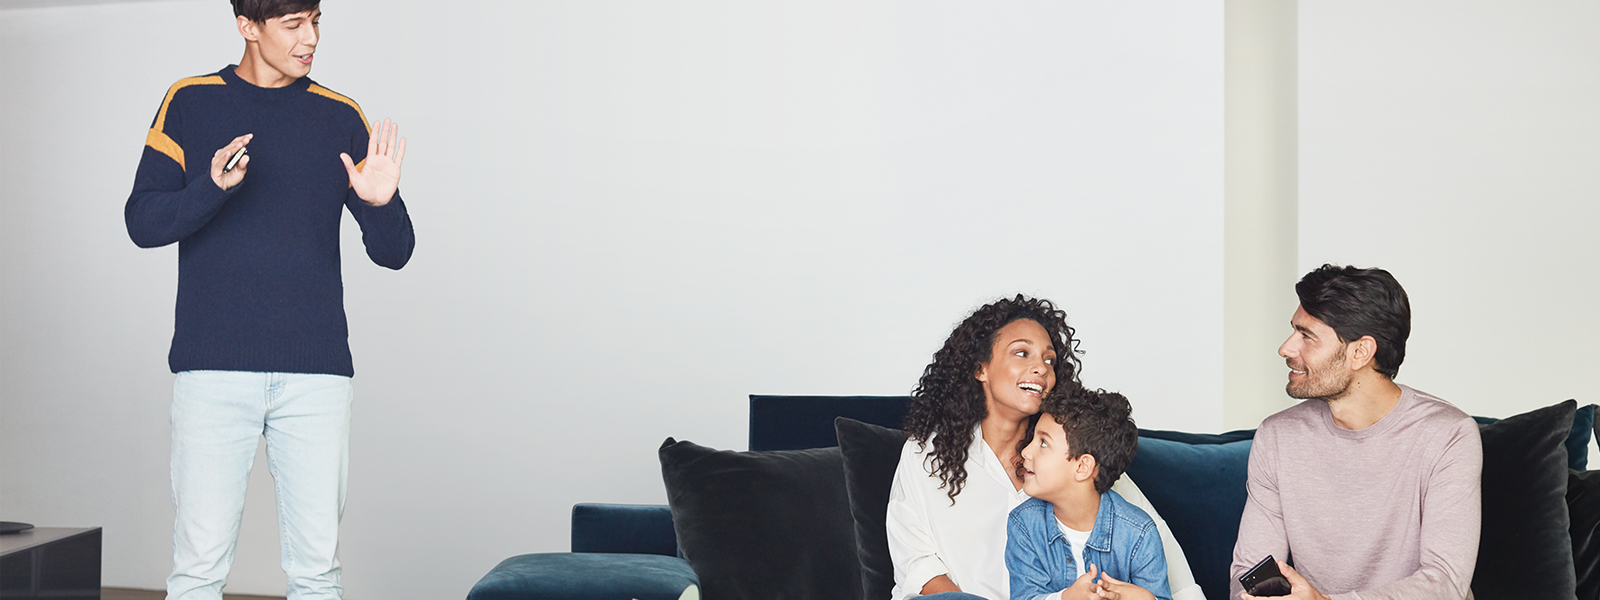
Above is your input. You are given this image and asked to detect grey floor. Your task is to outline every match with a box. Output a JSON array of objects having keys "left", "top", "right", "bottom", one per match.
[{"left": 103, "top": 588, "right": 284, "bottom": 600}]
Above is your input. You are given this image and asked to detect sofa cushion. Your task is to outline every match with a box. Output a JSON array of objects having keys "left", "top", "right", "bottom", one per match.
[
  {"left": 466, "top": 552, "right": 697, "bottom": 600},
  {"left": 1571, "top": 469, "right": 1600, "bottom": 600},
  {"left": 1124, "top": 433, "right": 1253, "bottom": 600},
  {"left": 1473, "top": 400, "right": 1577, "bottom": 600},
  {"left": 570, "top": 503, "right": 678, "bottom": 557},
  {"left": 1474, "top": 402, "right": 1594, "bottom": 470},
  {"left": 658, "top": 437, "right": 860, "bottom": 600},
  {"left": 835, "top": 417, "right": 906, "bottom": 600}
]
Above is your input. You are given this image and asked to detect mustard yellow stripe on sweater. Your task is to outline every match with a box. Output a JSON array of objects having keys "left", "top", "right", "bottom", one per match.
[
  {"left": 147, "top": 75, "right": 225, "bottom": 171},
  {"left": 307, "top": 84, "right": 370, "bottom": 134},
  {"left": 145, "top": 130, "right": 187, "bottom": 172}
]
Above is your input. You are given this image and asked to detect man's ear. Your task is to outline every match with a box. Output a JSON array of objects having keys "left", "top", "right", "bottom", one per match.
[
  {"left": 1346, "top": 336, "right": 1378, "bottom": 372},
  {"left": 237, "top": 15, "right": 260, "bottom": 42}
]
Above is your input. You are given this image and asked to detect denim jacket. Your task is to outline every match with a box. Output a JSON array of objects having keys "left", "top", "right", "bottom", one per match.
[{"left": 1005, "top": 489, "right": 1172, "bottom": 600}]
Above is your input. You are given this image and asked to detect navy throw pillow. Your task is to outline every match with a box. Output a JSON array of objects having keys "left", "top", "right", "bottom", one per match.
[
  {"left": 1125, "top": 433, "right": 1253, "bottom": 600},
  {"left": 658, "top": 438, "right": 861, "bottom": 600},
  {"left": 835, "top": 417, "right": 906, "bottom": 600},
  {"left": 1473, "top": 400, "right": 1577, "bottom": 600}
]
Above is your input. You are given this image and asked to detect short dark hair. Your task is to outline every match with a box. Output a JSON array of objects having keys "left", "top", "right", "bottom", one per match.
[
  {"left": 231, "top": 0, "right": 320, "bottom": 23},
  {"left": 1295, "top": 264, "right": 1411, "bottom": 379},
  {"left": 1042, "top": 387, "right": 1138, "bottom": 494}
]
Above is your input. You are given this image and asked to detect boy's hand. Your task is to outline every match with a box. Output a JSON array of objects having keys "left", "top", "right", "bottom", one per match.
[
  {"left": 1093, "top": 572, "right": 1156, "bottom": 600},
  {"left": 1061, "top": 564, "right": 1102, "bottom": 600}
]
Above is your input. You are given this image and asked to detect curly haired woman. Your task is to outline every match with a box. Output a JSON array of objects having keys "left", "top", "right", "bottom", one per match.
[{"left": 886, "top": 295, "right": 1202, "bottom": 600}]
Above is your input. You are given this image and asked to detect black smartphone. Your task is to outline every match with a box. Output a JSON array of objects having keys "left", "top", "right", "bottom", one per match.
[
  {"left": 1239, "top": 555, "right": 1292, "bottom": 597},
  {"left": 224, "top": 146, "right": 247, "bottom": 172}
]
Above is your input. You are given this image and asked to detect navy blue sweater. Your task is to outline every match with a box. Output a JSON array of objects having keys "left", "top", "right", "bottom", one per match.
[{"left": 126, "top": 66, "right": 414, "bottom": 377}]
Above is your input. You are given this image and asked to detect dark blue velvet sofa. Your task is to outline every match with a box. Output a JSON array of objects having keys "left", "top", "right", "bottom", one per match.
[{"left": 466, "top": 397, "right": 1599, "bottom": 600}]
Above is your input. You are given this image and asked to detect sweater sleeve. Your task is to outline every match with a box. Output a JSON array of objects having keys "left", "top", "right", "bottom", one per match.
[
  {"left": 125, "top": 87, "right": 237, "bottom": 248},
  {"left": 1333, "top": 419, "right": 1482, "bottom": 600},
  {"left": 1231, "top": 423, "right": 1291, "bottom": 600},
  {"left": 342, "top": 119, "right": 415, "bottom": 270}
]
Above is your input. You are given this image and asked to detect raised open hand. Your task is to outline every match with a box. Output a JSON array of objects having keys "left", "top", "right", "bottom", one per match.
[
  {"left": 341, "top": 118, "right": 406, "bottom": 206},
  {"left": 210, "top": 133, "right": 252, "bottom": 190}
]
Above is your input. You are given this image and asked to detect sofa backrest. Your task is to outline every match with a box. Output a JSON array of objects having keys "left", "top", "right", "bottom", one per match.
[{"left": 748, "top": 395, "right": 910, "bottom": 451}]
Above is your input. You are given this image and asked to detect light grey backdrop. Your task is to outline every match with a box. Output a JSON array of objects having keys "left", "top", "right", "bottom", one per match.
[
  {"left": 0, "top": 1, "right": 1224, "bottom": 597},
  {"left": 1298, "top": 0, "right": 1600, "bottom": 426}
]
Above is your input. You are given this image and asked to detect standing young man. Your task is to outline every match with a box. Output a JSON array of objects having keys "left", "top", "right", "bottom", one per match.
[
  {"left": 1230, "top": 265, "right": 1481, "bottom": 600},
  {"left": 124, "top": 1, "right": 415, "bottom": 598}
]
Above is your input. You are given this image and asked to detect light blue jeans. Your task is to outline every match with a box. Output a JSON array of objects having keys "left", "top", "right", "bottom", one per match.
[{"left": 167, "top": 371, "right": 352, "bottom": 600}]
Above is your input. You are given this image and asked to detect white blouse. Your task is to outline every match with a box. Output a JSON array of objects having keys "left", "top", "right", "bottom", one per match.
[{"left": 885, "top": 425, "right": 1205, "bottom": 600}]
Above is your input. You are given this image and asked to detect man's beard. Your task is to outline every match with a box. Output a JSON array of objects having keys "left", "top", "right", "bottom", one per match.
[{"left": 1286, "top": 348, "right": 1352, "bottom": 401}]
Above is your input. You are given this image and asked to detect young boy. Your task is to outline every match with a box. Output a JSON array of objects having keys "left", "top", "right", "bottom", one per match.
[{"left": 1006, "top": 388, "right": 1171, "bottom": 600}]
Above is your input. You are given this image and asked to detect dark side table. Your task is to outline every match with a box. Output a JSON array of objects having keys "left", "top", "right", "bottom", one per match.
[{"left": 0, "top": 527, "right": 101, "bottom": 600}]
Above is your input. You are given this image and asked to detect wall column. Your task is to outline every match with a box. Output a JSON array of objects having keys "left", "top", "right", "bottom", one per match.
[{"left": 1223, "top": 0, "right": 1299, "bottom": 430}]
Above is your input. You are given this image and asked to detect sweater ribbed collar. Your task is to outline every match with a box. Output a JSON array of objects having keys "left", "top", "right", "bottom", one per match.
[{"left": 218, "top": 64, "right": 314, "bottom": 96}]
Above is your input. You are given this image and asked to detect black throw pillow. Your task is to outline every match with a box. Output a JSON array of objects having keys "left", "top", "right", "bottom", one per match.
[
  {"left": 1473, "top": 400, "right": 1577, "bottom": 600},
  {"left": 835, "top": 417, "right": 907, "bottom": 600},
  {"left": 658, "top": 437, "right": 861, "bottom": 600},
  {"left": 1571, "top": 469, "right": 1600, "bottom": 600}
]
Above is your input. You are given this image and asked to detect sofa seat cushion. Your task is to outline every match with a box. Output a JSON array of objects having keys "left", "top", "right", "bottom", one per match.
[{"left": 466, "top": 552, "right": 697, "bottom": 600}]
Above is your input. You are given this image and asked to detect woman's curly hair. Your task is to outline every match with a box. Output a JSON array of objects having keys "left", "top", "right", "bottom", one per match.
[{"left": 904, "top": 294, "right": 1083, "bottom": 504}]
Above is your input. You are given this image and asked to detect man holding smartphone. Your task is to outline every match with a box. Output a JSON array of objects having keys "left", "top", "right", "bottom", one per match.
[
  {"left": 1229, "top": 265, "right": 1481, "bottom": 600},
  {"left": 124, "top": 1, "right": 415, "bottom": 598}
]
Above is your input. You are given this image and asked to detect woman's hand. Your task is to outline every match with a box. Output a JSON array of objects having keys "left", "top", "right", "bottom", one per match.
[{"left": 919, "top": 574, "right": 960, "bottom": 595}]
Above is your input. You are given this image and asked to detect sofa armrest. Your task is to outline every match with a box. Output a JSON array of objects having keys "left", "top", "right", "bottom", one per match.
[{"left": 571, "top": 503, "right": 678, "bottom": 557}]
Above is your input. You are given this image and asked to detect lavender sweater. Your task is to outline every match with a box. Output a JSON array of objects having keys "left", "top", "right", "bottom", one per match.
[{"left": 1230, "top": 385, "right": 1482, "bottom": 600}]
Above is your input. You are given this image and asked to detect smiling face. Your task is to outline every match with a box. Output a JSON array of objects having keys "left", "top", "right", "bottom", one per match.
[
  {"left": 238, "top": 9, "right": 320, "bottom": 86},
  {"left": 1279, "top": 306, "right": 1355, "bottom": 400},
  {"left": 975, "top": 318, "right": 1057, "bottom": 422},
  {"left": 1019, "top": 413, "right": 1092, "bottom": 503}
]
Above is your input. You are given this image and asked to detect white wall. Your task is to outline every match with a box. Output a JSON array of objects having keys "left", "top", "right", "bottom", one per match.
[
  {"left": 0, "top": 1, "right": 1223, "bottom": 598},
  {"left": 1299, "top": 0, "right": 1600, "bottom": 468}
]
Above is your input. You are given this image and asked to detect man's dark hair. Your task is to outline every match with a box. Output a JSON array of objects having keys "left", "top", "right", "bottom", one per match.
[
  {"left": 231, "top": 0, "right": 320, "bottom": 23},
  {"left": 1042, "top": 387, "right": 1138, "bottom": 494},
  {"left": 1295, "top": 264, "right": 1411, "bottom": 379}
]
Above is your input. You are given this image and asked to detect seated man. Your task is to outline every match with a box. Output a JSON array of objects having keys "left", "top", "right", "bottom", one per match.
[{"left": 1231, "top": 265, "right": 1481, "bottom": 600}]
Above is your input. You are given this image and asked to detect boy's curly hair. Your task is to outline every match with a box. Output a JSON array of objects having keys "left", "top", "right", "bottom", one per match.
[{"left": 1040, "top": 387, "right": 1138, "bottom": 494}]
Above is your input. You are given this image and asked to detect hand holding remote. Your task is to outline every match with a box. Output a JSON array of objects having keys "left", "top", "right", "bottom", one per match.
[{"left": 210, "top": 133, "right": 252, "bottom": 190}]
